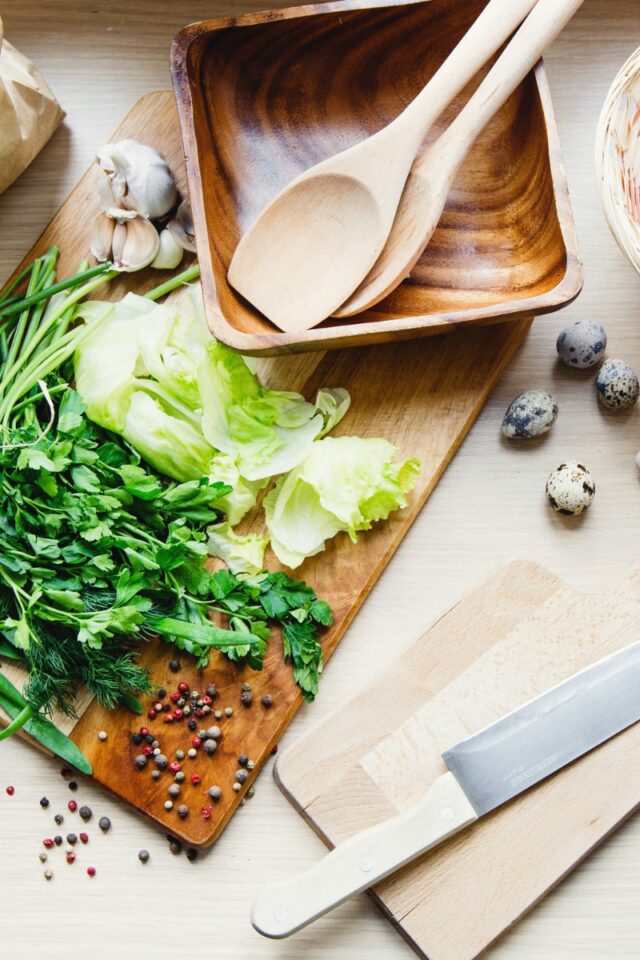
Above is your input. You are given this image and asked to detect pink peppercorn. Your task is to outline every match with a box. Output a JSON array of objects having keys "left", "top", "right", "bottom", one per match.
[
  {"left": 79, "top": 833, "right": 89, "bottom": 844},
  {"left": 202, "top": 695, "right": 212, "bottom": 706},
  {"left": 66, "top": 852, "right": 76, "bottom": 864},
  {"left": 163, "top": 715, "right": 174, "bottom": 724},
  {"left": 170, "top": 692, "right": 180, "bottom": 704},
  {"left": 162, "top": 703, "right": 170, "bottom": 712},
  {"left": 192, "top": 737, "right": 202, "bottom": 748},
  {"left": 190, "top": 774, "right": 201, "bottom": 786},
  {"left": 178, "top": 682, "right": 189, "bottom": 694},
  {"left": 148, "top": 709, "right": 157, "bottom": 720},
  {"left": 173, "top": 709, "right": 184, "bottom": 720},
  {"left": 43, "top": 838, "right": 54, "bottom": 849},
  {"left": 168, "top": 762, "right": 181, "bottom": 775},
  {"left": 200, "top": 806, "right": 212, "bottom": 820},
  {"left": 68, "top": 800, "right": 78, "bottom": 812},
  {"left": 5, "top": 786, "right": 14, "bottom": 796},
  {"left": 139, "top": 727, "right": 149, "bottom": 736},
  {"left": 87, "top": 866, "right": 96, "bottom": 877},
  {"left": 143, "top": 745, "right": 153, "bottom": 757}
]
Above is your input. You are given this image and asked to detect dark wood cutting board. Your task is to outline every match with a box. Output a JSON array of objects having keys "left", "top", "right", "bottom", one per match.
[
  {"left": 0, "top": 92, "right": 531, "bottom": 847},
  {"left": 276, "top": 561, "right": 640, "bottom": 958}
]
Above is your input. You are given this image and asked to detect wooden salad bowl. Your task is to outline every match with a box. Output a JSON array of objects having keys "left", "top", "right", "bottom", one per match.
[{"left": 172, "top": 0, "right": 583, "bottom": 356}]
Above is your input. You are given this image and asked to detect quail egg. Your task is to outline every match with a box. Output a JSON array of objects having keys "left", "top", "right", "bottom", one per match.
[
  {"left": 556, "top": 320, "right": 607, "bottom": 369},
  {"left": 545, "top": 462, "right": 595, "bottom": 516},
  {"left": 501, "top": 389, "right": 558, "bottom": 439},
  {"left": 595, "top": 358, "right": 639, "bottom": 410}
]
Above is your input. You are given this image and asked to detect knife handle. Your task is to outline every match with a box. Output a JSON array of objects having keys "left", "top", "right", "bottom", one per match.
[{"left": 251, "top": 771, "right": 478, "bottom": 939}]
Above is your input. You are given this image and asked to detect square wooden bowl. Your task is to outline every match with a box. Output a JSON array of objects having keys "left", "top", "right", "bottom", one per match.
[{"left": 172, "top": 0, "right": 582, "bottom": 356}]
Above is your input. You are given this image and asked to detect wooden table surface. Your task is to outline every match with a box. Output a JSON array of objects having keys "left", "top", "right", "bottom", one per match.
[{"left": 0, "top": 1, "right": 639, "bottom": 958}]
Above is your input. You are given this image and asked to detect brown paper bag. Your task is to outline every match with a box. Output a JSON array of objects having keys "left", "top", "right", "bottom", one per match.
[{"left": 0, "top": 16, "right": 64, "bottom": 194}]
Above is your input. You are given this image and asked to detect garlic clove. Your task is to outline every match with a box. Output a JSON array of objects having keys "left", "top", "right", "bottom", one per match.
[
  {"left": 167, "top": 198, "right": 197, "bottom": 253},
  {"left": 96, "top": 139, "right": 178, "bottom": 221},
  {"left": 111, "top": 212, "right": 160, "bottom": 272},
  {"left": 151, "top": 228, "right": 184, "bottom": 270},
  {"left": 91, "top": 213, "right": 116, "bottom": 263}
]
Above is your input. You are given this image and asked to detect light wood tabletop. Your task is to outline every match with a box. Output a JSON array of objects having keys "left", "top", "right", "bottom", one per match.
[{"left": 1, "top": 1, "right": 639, "bottom": 958}]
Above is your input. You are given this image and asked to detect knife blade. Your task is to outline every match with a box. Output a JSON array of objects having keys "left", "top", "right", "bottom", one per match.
[{"left": 252, "top": 639, "right": 640, "bottom": 938}]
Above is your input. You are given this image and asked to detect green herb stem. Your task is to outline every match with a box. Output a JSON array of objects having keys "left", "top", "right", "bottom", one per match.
[
  {"left": 145, "top": 263, "right": 200, "bottom": 301},
  {"left": 0, "top": 261, "right": 113, "bottom": 317}
]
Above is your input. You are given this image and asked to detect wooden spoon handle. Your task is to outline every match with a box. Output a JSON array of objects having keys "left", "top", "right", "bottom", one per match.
[
  {"left": 435, "top": 0, "right": 584, "bottom": 167},
  {"left": 395, "top": 0, "right": 539, "bottom": 149}
]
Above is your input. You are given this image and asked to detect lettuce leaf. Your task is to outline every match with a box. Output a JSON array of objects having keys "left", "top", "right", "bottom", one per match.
[
  {"left": 264, "top": 437, "right": 421, "bottom": 568},
  {"left": 207, "top": 522, "right": 268, "bottom": 575}
]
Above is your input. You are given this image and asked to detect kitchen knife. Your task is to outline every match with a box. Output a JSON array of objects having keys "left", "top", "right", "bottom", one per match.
[{"left": 252, "top": 639, "right": 640, "bottom": 938}]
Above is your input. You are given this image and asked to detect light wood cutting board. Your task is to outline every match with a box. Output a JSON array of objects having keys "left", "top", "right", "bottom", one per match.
[
  {"left": 0, "top": 92, "right": 531, "bottom": 847},
  {"left": 276, "top": 560, "right": 640, "bottom": 959}
]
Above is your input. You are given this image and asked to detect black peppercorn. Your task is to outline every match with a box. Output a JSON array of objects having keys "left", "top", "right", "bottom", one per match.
[
  {"left": 206, "top": 684, "right": 218, "bottom": 699},
  {"left": 39, "top": 797, "right": 49, "bottom": 809},
  {"left": 144, "top": 734, "right": 154, "bottom": 745},
  {"left": 238, "top": 754, "right": 248, "bottom": 767},
  {"left": 79, "top": 806, "right": 92, "bottom": 822},
  {"left": 132, "top": 732, "right": 143, "bottom": 746},
  {"left": 261, "top": 694, "right": 273, "bottom": 709},
  {"left": 240, "top": 690, "right": 252, "bottom": 707},
  {"left": 186, "top": 847, "right": 198, "bottom": 862},
  {"left": 54, "top": 836, "right": 63, "bottom": 846},
  {"left": 68, "top": 781, "right": 78, "bottom": 791},
  {"left": 157, "top": 688, "right": 167, "bottom": 699},
  {"left": 67, "top": 834, "right": 78, "bottom": 845},
  {"left": 138, "top": 849, "right": 150, "bottom": 864},
  {"left": 187, "top": 719, "right": 197, "bottom": 731},
  {"left": 54, "top": 813, "right": 64, "bottom": 825},
  {"left": 98, "top": 816, "right": 111, "bottom": 832},
  {"left": 169, "top": 659, "right": 180, "bottom": 673}
]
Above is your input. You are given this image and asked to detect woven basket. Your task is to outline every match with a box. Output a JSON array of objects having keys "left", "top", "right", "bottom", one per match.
[{"left": 596, "top": 45, "right": 640, "bottom": 274}]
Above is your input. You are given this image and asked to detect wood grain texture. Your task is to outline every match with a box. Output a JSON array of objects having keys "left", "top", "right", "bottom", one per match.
[
  {"left": 172, "top": 0, "right": 582, "bottom": 354},
  {"left": 0, "top": 92, "right": 530, "bottom": 847},
  {"left": 277, "top": 561, "right": 640, "bottom": 959},
  {"left": 1, "top": 3, "right": 639, "bottom": 960}
]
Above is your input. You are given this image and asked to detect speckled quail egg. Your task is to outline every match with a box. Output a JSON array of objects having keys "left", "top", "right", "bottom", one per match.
[
  {"left": 545, "top": 462, "right": 595, "bottom": 516},
  {"left": 501, "top": 389, "right": 558, "bottom": 439},
  {"left": 556, "top": 320, "right": 607, "bottom": 369},
  {"left": 595, "top": 358, "right": 639, "bottom": 410}
]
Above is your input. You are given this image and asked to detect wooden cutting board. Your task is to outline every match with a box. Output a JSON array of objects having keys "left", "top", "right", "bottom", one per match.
[
  {"left": 276, "top": 561, "right": 640, "bottom": 959},
  {"left": 0, "top": 92, "right": 531, "bottom": 847}
]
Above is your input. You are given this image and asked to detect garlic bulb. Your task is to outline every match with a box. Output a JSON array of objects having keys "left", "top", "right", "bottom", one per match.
[
  {"left": 151, "top": 228, "right": 184, "bottom": 270},
  {"left": 96, "top": 140, "right": 178, "bottom": 220},
  {"left": 167, "top": 199, "right": 197, "bottom": 253},
  {"left": 91, "top": 208, "right": 159, "bottom": 272}
]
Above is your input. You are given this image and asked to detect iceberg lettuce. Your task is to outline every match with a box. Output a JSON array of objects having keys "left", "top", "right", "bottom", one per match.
[
  {"left": 264, "top": 436, "right": 421, "bottom": 568},
  {"left": 207, "top": 522, "right": 269, "bottom": 575}
]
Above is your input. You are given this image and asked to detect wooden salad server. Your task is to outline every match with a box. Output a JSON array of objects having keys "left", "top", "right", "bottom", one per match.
[
  {"left": 252, "top": 638, "right": 640, "bottom": 938},
  {"left": 227, "top": 0, "right": 539, "bottom": 333},
  {"left": 335, "top": 0, "right": 585, "bottom": 317}
]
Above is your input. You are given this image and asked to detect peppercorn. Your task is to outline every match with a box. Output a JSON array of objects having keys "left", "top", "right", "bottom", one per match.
[
  {"left": 164, "top": 800, "right": 173, "bottom": 811},
  {"left": 139, "top": 726, "right": 149, "bottom": 736},
  {"left": 177, "top": 805, "right": 189, "bottom": 820},
  {"left": 173, "top": 709, "right": 184, "bottom": 720},
  {"left": 183, "top": 706, "right": 191, "bottom": 717},
  {"left": 151, "top": 770, "right": 161, "bottom": 781},
  {"left": 79, "top": 833, "right": 89, "bottom": 844},
  {"left": 240, "top": 690, "right": 252, "bottom": 708},
  {"left": 195, "top": 707, "right": 204, "bottom": 718},
  {"left": 168, "top": 761, "right": 182, "bottom": 775},
  {"left": 39, "top": 853, "right": 48, "bottom": 864},
  {"left": 87, "top": 866, "right": 96, "bottom": 877},
  {"left": 68, "top": 781, "right": 78, "bottom": 791},
  {"left": 61, "top": 767, "right": 72, "bottom": 778},
  {"left": 153, "top": 702, "right": 163, "bottom": 713},
  {"left": 169, "top": 839, "right": 182, "bottom": 855},
  {"left": 143, "top": 746, "right": 154, "bottom": 757},
  {"left": 198, "top": 729, "right": 207, "bottom": 738},
  {"left": 232, "top": 783, "right": 241, "bottom": 793},
  {"left": 224, "top": 707, "right": 233, "bottom": 718},
  {"left": 134, "top": 755, "right": 148, "bottom": 771},
  {"left": 190, "top": 774, "right": 201, "bottom": 786},
  {"left": 206, "top": 726, "right": 221, "bottom": 740},
  {"left": 178, "top": 682, "right": 189, "bottom": 694},
  {"left": 44, "top": 870, "right": 53, "bottom": 881},
  {"left": 79, "top": 806, "right": 92, "bottom": 822},
  {"left": 54, "top": 836, "right": 63, "bottom": 846},
  {"left": 241, "top": 681, "right": 251, "bottom": 692},
  {"left": 214, "top": 710, "right": 222, "bottom": 720},
  {"left": 5, "top": 785, "right": 14, "bottom": 796},
  {"left": 144, "top": 734, "right": 154, "bottom": 744},
  {"left": 154, "top": 754, "right": 168, "bottom": 770},
  {"left": 202, "top": 695, "right": 213, "bottom": 707},
  {"left": 162, "top": 703, "right": 170, "bottom": 712},
  {"left": 170, "top": 692, "right": 180, "bottom": 704},
  {"left": 238, "top": 754, "right": 248, "bottom": 767},
  {"left": 246, "top": 787, "right": 255, "bottom": 799},
  {"left": 54, "top": 813, "right": 64, "bottom": 825},
  {"left": 148, "top": 709, "right": 157, "bottom": 720},
  {"left": 187, "top": 719, "right": 197, "bottom": 731},
  {"left": 66, "top": 852, "right": 76, "bottom": 864},
  {"left": 68, "top": 800, "right": 78, "bottom": 812},
  {"left": 208, "top": 786, "right": 222, "bottom": 801},
  {"left": 247, "top": 759, "right": 255, "bottom": 771},
  {"left": 203, "top": 739, "right": 217, "bottom": 755},
  {"left": 235, "top": 769, "right": 249, "bottom": 784},
  {"left": 152, "top": 740, "right": 160, "bottom": 749},
  {"left": 98, "top": 817, "right": 111, "bottom": 832},
  {"left": 157, "top": 688, "right": 167, "bottom": 699},
  {"left": 175, "top": 750, "right": 185, "bottom": 761},
  {"left": 67, "top": 834, "right": 78, "bottom": 845},
  {"left": 186, "top": 848, "right": 198, "bottom": 862},
  {"left": 98, "top": 731, "right": 108, "bottom": 742},
  {"left": 168, "top": 784, "right": 181, "bottom": 799},
  {"left": 138, "top": 849, "right": 150, "bottom": 863},
  {"left": 192, "top": 736, "right": 202, "bottom": 748},
  {"left": 177, "top": 698, "right": 185, "bottom": 708},
  {"left": 191, "top": 690, "right": 199, "bottom": 700},
  {"left": 187, "top": 748, "right": 197, "bottom": 759},
  {"left": 169, "top": 658, "right": 180, "bottom": 673},
  {"left": 174, "top": 771, "right": 185, "bottom": 783},
  {"left": 206, "top": 684, "right": 217, "bottom": 699},
  {"left": 261, "top": 694, "right": 273, "bottom": 709},
  {"left": 132, "top": 732, "right": 143, "bottom": 746},
  {"left": 39, "top": 797, "right": 49, "bottom": 808},
  {"left": 200, "top": 806, "right": 212, "bottom": 820},
  {"left": 163, "top": 715, "right": 174, "bottom": 724},
  {"left": 43, "top": 838, "right": 54, "bottom": 849}
]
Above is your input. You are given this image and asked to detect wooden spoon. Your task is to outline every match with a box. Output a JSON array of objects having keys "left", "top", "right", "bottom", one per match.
[
  {"left": 335, "top": 0, "right": 584, "bottom": 318},
  {"left": 227, "top": 0, "right": 539, "bottom": 333}
]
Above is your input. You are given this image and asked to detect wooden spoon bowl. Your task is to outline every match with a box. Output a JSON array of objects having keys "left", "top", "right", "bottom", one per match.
[{"left": 172, "top": 0, "right": 582, "bottom": 356}]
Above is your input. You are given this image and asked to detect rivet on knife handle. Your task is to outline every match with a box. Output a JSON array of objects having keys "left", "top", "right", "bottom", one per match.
[{"left": 250, "top": 772, "right": 478, "bottom": 938}]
